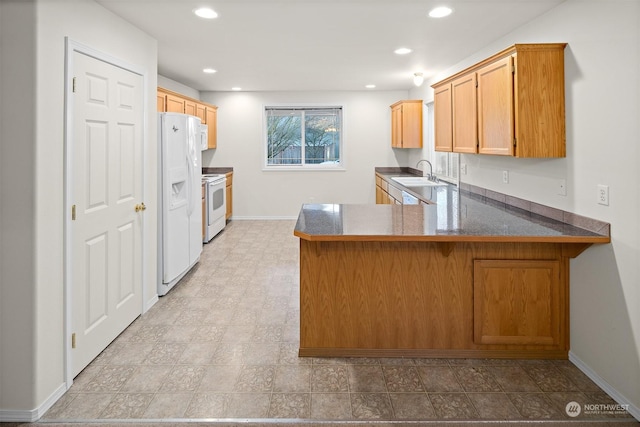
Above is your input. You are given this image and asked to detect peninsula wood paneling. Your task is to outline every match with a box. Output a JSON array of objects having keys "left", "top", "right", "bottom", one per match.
[{"left": 299, "top": 240, "right": 569, "bottom": 358}]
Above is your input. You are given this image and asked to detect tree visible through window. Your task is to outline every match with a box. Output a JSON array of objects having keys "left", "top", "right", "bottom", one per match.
[{"left": 265, "top": 107, "right": 342, "bottom": 167}]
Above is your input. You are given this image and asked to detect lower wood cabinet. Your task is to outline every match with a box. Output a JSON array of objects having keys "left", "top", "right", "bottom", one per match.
[
  {"left": 299, "top": 240, "right": 570, "bottom": 359},
  {"left": 473, "top": 259, "right": 561, "bottom": 346},
  {"left": 225, "top": 172, "right": 233, "bottom": 219},
  {"left": 375, "top": 174, "right": 397, "bottom": 204}
]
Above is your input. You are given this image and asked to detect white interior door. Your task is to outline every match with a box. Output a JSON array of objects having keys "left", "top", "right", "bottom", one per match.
[{"left": 70, "top": 51, "right": 144, "bottom": 377}]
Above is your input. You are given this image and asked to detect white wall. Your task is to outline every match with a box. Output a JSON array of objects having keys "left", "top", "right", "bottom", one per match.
[
  {"left": 0, "top": 0, "right": 158, "bottom": 417},
  {"left": 410, "top": 0, "right": 640, "bottom": 415},
  {"left": 158, "top": 74, "right": 200, "bottom": 100},
  {"left": 0, "top": 0, "right": 38, "bottom": 412},
  {"left": 200, "top": 90, "right": 410, "bottom": 218}
]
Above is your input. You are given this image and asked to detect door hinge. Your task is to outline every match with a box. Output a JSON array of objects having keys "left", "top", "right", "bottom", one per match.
[
  {"left": 511, "top": 64, "right": 515, "bottom": 74},
  {"left": 71, "top": 333, "right": 76, "bottom": 349},
  {"left": 72, "top": 77, "right": 76, "bottom": 93},
  {"left": 71, "top": 204, "right": 76, "bottom": 220},
  {"left": 513, "top": 137, "right": 517, "bottom": 147}
]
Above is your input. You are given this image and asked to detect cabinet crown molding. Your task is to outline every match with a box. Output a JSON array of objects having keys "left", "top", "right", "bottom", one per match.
[{"left": 431, "top": 43, "right": 567, "bottom": 88}]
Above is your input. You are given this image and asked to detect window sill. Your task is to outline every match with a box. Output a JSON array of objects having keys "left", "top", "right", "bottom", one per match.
[{"left": 262, "top": 165, "right": 346, "bottom": 172}]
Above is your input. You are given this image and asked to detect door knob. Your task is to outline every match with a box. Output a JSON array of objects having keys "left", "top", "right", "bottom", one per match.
[{"left": 135, "top": 203, "right": 147, "bottom": 212}]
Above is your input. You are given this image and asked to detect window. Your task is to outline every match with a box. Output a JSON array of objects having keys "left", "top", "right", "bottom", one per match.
[
  {"left": 265, "top": 106, "right": 342, "bottom": 169},
  {"left": 426, "top": 102, "right": 459, "bottom": 184}
]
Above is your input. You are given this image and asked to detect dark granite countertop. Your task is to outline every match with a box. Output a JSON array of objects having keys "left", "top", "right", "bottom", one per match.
[
  {"left": 203, "top": 166, "right": 233, "bottom": 175},
  {"left": 293, "top": 168, "right": 610, "bottom": 244}
]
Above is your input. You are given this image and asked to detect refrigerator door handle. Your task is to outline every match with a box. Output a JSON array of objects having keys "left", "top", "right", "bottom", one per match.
[{"left": 186, "top": 153, "right": 194, "bottom": 216}]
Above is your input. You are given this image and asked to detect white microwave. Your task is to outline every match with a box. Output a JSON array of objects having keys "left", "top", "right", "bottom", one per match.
[{"left": 199, "top": 124, "right": 208, "bottom": 151}]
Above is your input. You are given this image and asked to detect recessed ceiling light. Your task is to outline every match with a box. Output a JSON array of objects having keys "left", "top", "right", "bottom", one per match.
[
  {"left": 193, "top": 7, "right": 218, "bottom": 19},
  {"left": 365, "top": 84, "right": 376, "bottom": 89},
  {"left": 428, "top": 6, "right": 453, "bottom": 18},
  {"left": 394, "top": 47, "right": 412, "bottom": 55},
  {"left": 231, "top": 87, "right": 242, "bottom": 91},
  {"left": 203, "top": 68, "right": 217, "bottom": 74},
  {"left": 393, "top": 47, "right": 413, "bottom": 55}
]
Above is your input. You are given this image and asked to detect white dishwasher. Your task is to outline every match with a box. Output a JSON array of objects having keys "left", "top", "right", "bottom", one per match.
[{"left": 203, "top": 174, "right": 226, "bottom": 242}]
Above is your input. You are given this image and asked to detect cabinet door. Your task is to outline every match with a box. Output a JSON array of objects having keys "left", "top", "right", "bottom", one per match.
[
  {"left": 452, "top": 73, "right": 477, "bottom": 153},
  {"left": 433, "top": 84, "right": 452, "bottom": 152},
  {"left": 401, "top": 102, "right": 423, "bottom": 148},
  {"left": 474, "top": 259, "right": 561, "bottom": 346},
  {"left": 205, "top": 106, "right": 217, "bottom": 149},
  {"left": 477, "top": 56, "right": 514, "bottom": 156},
  {"left": 196, "top": 103, "right": 207, "bottom": 124},
  {"left": 390, "top": 104, "right": 403, "bottom": 148},
  {"left": 157, "top": 93, "right": 166, "bottom": 112},
  {"left": 185, "top": 99, "right": 197, "bottom": 116},
  {"left": 165, "top": 93, "right": 185, "bottom": 113}
]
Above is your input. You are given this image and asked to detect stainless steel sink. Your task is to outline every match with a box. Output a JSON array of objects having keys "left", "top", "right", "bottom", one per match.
[{"left": 391, "top": 176, "right": 445, "bottom": 187}]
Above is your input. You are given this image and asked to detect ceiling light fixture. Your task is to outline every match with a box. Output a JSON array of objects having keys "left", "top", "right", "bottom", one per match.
[
  {"left": 413, "top": 72, "right": 424, "bottom": 87},
  {"left": 365, "top": 84, "right": 376, "bottom": 89},
  {"left": 193, "top": 7, "right": 218, "bottom": 19},
  {"left": 394, "top": 47, "right": 412, "bottom": 55},
  {"left": 203, "top": 68, "right": 217, "bottom": 74},
  {"left": 231, "top": 87, "right": 242, "bottom": 91},
  {"left": 428, "top": 6, "right": 453, "bottom": 18}
]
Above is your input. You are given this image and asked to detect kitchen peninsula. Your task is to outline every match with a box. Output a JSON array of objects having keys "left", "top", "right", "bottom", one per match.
[{"left": 294, "top": 170, "right": 610, "bottom": 359}]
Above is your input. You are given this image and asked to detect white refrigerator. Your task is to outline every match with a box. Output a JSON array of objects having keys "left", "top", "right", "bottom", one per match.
[{"left": 158, "top": 113, "right": 202, "bottom": 296}]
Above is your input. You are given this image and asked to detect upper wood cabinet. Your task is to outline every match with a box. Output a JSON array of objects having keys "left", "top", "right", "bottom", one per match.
[
  {"left": 165, "top": 92, "right": 185, "bottom": 113},
  {"left": 477, "top": 56, "right": 514, "bottom": 156},
  {"left": 157, "top": 92, "right": 166, "bottom": 112},
  {"left": 432, "top": 43, "right": 567, "bottom": 158},
  {"left": 205, "top": 106, "right": 217, "bottom": 149},
  {"left": 184, "top": 99, "right": 197, "bottom": 116},
  {"left": 452, "top": 72, "right": 478, "bottom": 153},
  {"left": 433, "top": 85, "right": 452, "bottom": 152},
  {"left": 195, "top": 103, "right": 207, "bottom": 123},
  {"left": 157, "top": 87, "right": 218, "bottom": 150},
  {"left": 390, "top": 100, "right": 423, "bottom": 148}
]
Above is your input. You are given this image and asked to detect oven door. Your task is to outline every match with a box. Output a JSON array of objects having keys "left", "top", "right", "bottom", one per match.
[{"left": 207, "top": 178, "right": 226, "bottom": 226}]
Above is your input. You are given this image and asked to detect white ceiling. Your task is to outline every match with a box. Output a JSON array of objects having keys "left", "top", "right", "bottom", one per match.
[{"left": 95, "top": 0, "right": 566, "bottom": 92}]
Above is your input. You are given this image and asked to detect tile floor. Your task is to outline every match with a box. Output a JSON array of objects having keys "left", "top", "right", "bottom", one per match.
[{"left": 41, "top": 220, "right": 637, "bottom": 425}]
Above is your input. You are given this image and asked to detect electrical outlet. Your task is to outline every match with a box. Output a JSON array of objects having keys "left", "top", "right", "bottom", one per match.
[
  {"left": 502, "top": 170, "right": 509, "bottom": 184},
  {"left": 558, "top": 179, "right": 567, "bottom": 196},
  {"left": 597, "top": 185, "right": 609, "bottom": 206},
  {"left": 460, "top": 163, "right": 467, "bottom": 175}
]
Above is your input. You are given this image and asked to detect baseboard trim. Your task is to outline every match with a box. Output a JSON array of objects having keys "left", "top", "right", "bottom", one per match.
[
  {"left": 231, "top": 216, "right": 298, "bottom": 220},
  {"left": 144, "top": 294, "right": 159, "bottom": 313},
  {"left": 299, "top": 347, "right": 569, "bottom": 359},
  {"left": 0, "top": 382, "right": 66, "bottom": 422},
  {"left": 569, "top": 351, "right": 640, "bottom": 421}
]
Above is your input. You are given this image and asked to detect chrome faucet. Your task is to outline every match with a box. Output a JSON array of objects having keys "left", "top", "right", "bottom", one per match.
[{"left": 416, "top": 159, "right": 437, "bottom": 182}]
